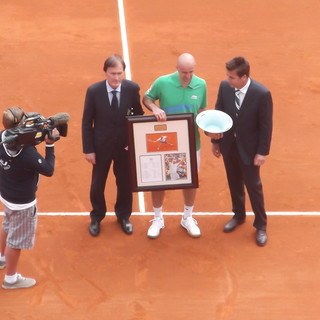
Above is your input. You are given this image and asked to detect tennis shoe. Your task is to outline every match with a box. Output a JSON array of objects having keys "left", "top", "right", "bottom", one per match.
[
  {"left": 181, "top": 216, "right": 201, "bottom": 238},
  {"left": 0, "top": 260, "right": 6, "bottom": 270},
  {"left": 147, "top": 217, "right": 164, "bottom": 239},
  {"left": 2, "top": 273, "right": 36, "bottom": 289}
]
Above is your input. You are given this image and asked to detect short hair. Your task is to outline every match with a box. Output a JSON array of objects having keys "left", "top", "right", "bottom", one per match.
[
  {"left": 103, "top": 54, "right": 126, "bottom": 72},
  {"left": 2, "top": 106, "right": 26, "bottom": 129},
  {"left": 226, "top": 56, "right": 250, "bottom": 77}
]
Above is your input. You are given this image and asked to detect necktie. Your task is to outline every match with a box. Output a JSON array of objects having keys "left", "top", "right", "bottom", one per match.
[
  {"left": 235, "top": 89, "right": 241, "bottom": 109},
  {"left": 111, "top": 90, "right": 119, "bottom": 112}
]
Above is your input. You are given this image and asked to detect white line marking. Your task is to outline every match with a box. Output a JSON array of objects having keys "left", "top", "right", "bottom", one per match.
[
  {"left": 117, "top": 0, "right": 131, "bottom": 79},
  {"left": 1, "top": 212, "right": 319, "bottom": 216},
  {"left": 117, "top": 0, "right": 145, "bottom": 213}
]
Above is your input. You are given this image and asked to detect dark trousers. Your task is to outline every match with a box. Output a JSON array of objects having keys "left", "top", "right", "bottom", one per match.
[
  {"left": 89, "top": 146, "right": 132, "bottom": 223},
  {"left": 223, "top": 142, "right": 267, "bottom": 230}
]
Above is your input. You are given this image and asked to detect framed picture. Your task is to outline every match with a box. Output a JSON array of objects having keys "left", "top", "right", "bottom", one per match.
[{"left": 126, "top": 113, "right": 199, "bottom": 192}]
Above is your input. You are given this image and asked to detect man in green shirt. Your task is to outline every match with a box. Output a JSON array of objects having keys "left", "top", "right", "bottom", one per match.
[{"left": 142, "top": 53, "right": 207, "bottom": 239}]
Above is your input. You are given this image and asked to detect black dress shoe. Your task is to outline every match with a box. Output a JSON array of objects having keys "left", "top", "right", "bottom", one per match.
[
  {"left": 117, "top": 218, "right": 133, "bottom": 235},
  {"left": 89, "top": 221, "right": 100, "bottom": 236},
  {"left": 223, "top": 218, "right": 245, "bottom": 233},
  {"left": 256, "top": 229, "right": 268, "bottom": 246}
]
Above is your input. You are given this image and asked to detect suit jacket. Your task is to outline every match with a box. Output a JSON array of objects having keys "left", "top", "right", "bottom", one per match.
[
  {"left": 215, "top": 79, "right": 273, "bottom": 165},
  {"left": 82, "top": 79, "right": 144, "bottom": 154}
]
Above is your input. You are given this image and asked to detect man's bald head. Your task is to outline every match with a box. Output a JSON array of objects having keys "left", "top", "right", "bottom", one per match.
[
  {"left": 177, "top": 53, "right": 196, "bottom": 68},
  {"left": 176, "top": 53, "right": 196, "bottom": 87}
]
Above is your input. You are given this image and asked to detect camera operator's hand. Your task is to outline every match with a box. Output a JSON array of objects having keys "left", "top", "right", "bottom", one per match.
[{"left": 45, "top": 128, "right": 60, "bottom": 144}]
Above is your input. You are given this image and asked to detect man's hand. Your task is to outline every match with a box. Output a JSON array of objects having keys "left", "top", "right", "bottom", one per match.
[
  {"left": 45, "top": 128, "right": 60, "bottom": 144},
  {"left": 84, "top": 152, "right": 96, "bottom": 165},
  {"left": 211, "top": 143, "right": 221, "bottom": 158},
  {"left": 152, "top": 105, "right": 167, "bottom": 121},
  {"left": 142, "top": 96, "right": 166, "bottom": 121},
  {"left": 205, "top": 132, "right": 223, "bottom": 139},
  {"left": 254, "top": 154, "right": 266, "bottom": 166}
]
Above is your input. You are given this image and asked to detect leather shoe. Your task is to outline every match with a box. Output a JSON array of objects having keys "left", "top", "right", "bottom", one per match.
[
  {"left": 223, "top": 218, "right": 245, "bottom": 233},
  {"left": 256, "top": 229, "right": 268, "bottom": 246},
  {"left": 117, "top": 218, "right": 133, "bottom": 235},
  {"left": 89, "top": 221, "right": 100, "bottom": 236}
]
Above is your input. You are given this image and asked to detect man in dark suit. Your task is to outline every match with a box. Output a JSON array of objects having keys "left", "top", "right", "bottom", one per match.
[
  {"left": 82, "top": 54, "right": 144, "bottom": 236},
  {"left": 210, "top": 56, "right": 273, "bottom": 246}
]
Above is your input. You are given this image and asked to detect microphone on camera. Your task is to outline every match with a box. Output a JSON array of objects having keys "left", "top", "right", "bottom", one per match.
[{"left": 48, "top": 113, "right": 70, "bottom": 127}]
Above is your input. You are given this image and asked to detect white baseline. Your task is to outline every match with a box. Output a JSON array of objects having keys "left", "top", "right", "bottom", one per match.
[{"left": 0, "top": 212, "right": 318, "bottom": 216}]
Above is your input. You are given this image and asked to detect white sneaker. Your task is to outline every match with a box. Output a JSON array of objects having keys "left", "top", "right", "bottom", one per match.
[
  {"left": 147, "top": 217, "right": 164, "bottom": 239},
  {"left": 0, "top": 260, "right": 6, "bottom": 270},
  {"left": 181, "top": 216, "right": 201, "bottom": 238},
  {"left": 2, "top": 273, "right": 36, "bottom": 290}
]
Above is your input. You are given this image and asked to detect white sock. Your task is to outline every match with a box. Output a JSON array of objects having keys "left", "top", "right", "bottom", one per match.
[
  {"left": 183, "top": 205, "right": 194, "bottom": 219},
  {"left": 153, "top": 206, "right": 163, "bottom": 219},
  {"left": 0, "top": 255, "right": 5, "bottom": 262},
  {"left": 5, "top": 273, "right": 18, "bottom": 284}
]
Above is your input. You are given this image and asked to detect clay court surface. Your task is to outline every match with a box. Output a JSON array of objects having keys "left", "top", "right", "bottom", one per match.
[{"left": 1, "top": 0, "right": 320, "bottom": 319}]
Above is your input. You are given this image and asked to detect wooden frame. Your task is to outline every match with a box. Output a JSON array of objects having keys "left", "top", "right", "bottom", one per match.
[{"left": 126, "top": 113, "right": 199, "bottom": 192}]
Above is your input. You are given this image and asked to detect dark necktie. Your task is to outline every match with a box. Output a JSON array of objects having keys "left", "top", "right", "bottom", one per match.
[
  {"left": 234, "top": 89, "right": 241, "bottom": 109},
  {"left": 111, "top": 90, "right": 119, "bottom": 112},
  {"left": 235, "top": 89, "right": 241, "bottom": 109}
]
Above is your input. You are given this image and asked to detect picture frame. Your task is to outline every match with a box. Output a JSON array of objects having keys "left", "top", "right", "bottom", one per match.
[{"left": 126, "top": 113, "right": 199, "bottom": 192}]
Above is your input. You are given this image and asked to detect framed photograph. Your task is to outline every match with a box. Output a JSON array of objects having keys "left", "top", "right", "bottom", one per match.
[{"left": 126, "top": 113, "right": 199, "bottom": 192}]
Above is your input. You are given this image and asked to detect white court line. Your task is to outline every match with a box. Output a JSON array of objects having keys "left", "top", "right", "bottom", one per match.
[
  {"left": 117, "top": 0, "right": 131, "bottom": 79},
  {"left": 1, "top": 212, "right": 319, "bottom": 216},
  {"left": 117, "top": 0, "right": 145, "bottom": 213}
]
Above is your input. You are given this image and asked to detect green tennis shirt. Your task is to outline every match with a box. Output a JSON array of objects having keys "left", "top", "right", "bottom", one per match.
[{"left": 145, "top": 72, "right": 207, "bottom": 150}]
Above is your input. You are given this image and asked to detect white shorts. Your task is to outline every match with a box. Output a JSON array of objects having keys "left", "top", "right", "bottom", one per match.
[{"left": 196, "top": 150, "right": 200, "bottom": 172}]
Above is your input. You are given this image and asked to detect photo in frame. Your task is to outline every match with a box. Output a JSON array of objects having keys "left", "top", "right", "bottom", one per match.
[{"left": 126, "top": 113, "right": 199, "bottom": 192}]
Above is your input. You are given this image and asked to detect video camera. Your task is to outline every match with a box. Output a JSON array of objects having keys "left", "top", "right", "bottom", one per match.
[{"left": 1, "top": 112, "right": 70, "bottom": 150}]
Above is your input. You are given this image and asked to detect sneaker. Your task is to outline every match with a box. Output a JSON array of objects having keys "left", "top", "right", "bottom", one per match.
[
  {"left": 147, "top": 217, "right": 164, "bottom": 239},
  {"left": 2, "top": 274, "right": 36, "bottom": 290},
  {"left": 0, "top": 260, "right": 6, "bottom": 270},
  {"left": 181, "top": 216, "right": 201, "bottom": 238}
]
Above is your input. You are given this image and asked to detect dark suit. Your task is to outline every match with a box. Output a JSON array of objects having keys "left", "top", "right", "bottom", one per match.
[
  {"left": 82, "top": 79, "right": 144, "bottom": 223},
  {"left": 215, "top": 79, "right": 273, "bottom": 230}
]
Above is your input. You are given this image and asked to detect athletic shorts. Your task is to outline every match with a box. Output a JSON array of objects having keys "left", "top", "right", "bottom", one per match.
[
  {"left": 196, "top": 150, "right": 200, "bottom": 172},
  {"left": 2, "top": 204, "right": 37, "bottom": 250}
]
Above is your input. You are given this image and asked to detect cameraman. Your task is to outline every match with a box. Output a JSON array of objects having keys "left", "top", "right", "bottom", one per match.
[{"left": 0, "top": 107, "right": 60, "bottom": 290}]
